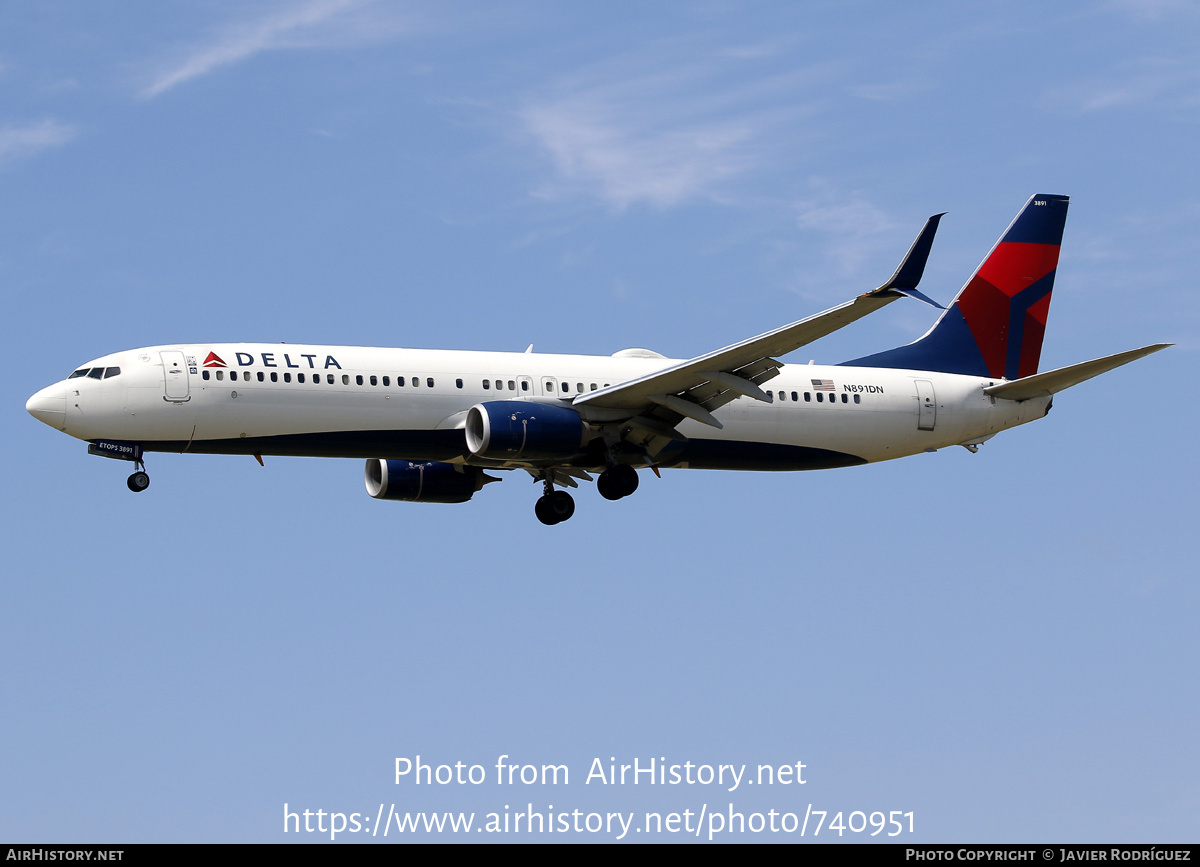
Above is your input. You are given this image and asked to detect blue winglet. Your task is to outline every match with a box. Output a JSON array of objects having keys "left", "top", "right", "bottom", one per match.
[{"left": 878, "top": 213, "right": 945, "bottom": 294}]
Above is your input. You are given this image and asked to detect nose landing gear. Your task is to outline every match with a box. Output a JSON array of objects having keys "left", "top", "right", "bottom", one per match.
[
  {"left": 86, "top": 440, "right": 151, "bottom": 492},
  {"left": 126, "top": 469, "right": 151, "bottom": 492}
]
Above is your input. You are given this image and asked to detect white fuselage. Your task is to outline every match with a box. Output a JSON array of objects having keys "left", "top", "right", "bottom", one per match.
[{"left": 27, "top": 342, "right": 1048, "bottom": 471}]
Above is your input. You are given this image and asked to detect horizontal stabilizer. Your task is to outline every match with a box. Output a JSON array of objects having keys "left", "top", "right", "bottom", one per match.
[{"left": 984, "top": 343, "right": 1171, "bottom": 401}]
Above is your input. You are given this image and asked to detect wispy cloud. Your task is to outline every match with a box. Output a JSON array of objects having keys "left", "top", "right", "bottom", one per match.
[
  {"left": 848, "top": 79, "right": 929, "bottom": 102},
  {"left": 1107, "top": 0, "right": 1199, "bottom": 21},
  {"left": 518, "top": 58, "right": 831, "bottom": 210},
  {"left": 793, "top": 185, "right": 898, "bottom": 287},
  {"left": 0, "top": 119, "right": 76, "bottom": 168},
  {"left": 141, "top": 0, "right": 405, "bottom": 98},
  {"left": 521, "top": 98, "right": 757, "bottom": 210},
  {"left": 1041, "top": 56, "right": 1200, "bottom": 113}
]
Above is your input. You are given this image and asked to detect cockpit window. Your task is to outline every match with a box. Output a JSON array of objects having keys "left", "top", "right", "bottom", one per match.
[
  {"left": 87, "top": 368, "right": 104, "bottom": 379},
  {"left": 68, "top": 369, "right": 90, "bottom": 379},
  {"left": 103, "top": 367, "right": 121, "bottom": 379}
]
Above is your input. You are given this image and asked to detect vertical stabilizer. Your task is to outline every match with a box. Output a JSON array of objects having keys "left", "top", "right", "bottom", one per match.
[{"left": 842, "top": 194, "right": 1069, "bottom": 378}]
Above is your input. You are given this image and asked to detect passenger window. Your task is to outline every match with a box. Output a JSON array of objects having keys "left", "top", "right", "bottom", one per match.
[
  {"left": 791, "top": 391, "right": 798, "bottom": 401},
  {"left": 853, "top": 394, "right": 860, "bottom": 404},
  {"left": 456, "top": 378, "right": 463, "bottom": 389},
  {"left": 427, "top": 378, "right": 434, "bottom": 388},
  {"left": 230, "top": 370, "right": 238, "bottom": 381},
  {"left": 202, "top": 370, "right": 211, "bottom": 380},
  {"left": 590, "top": 383, "right": 596, "bottom": 391},
  {"left": 577, "top": 383, "right": 583, "bottom": 392},
  {"left": 356, "top": 375, "right": 363, "bottom": 385},
  {"left": 841, "top": 393, "right": 848, "bottom": 403},
  {"left": 412, "top": 377, "right": 419, "bottom": 387},
  {"left": 382, "top": 376, "right": 389, "bottom": 386},
  {"left": 816, "top": 393, "right": 823, "bottom": 402},
  {"left": 327, "top": 374, "right": 334, "bottom": 384},
  {"left": 483, "top": 380, "right": 490, "bottom": 390},
  {"left": 216, "top": 371, "right": 224, "bottom": 381},
  {"left": 370, "top": 375, "right": 377, "bottom": 386},
  {"left": 284, "top": 372, "right": 291, "bottom": 383},
  {"left": 766, "top": 391, "right": 774, "bottom": 402},
  {"left": 104, "top": 367, "right": 121, "bottom": 379},
  {"left": 342, "top": 375, "right": 350, "bottom": 385},
  {"left": 804, "top": 392, "right": 811, "bottom": 402},
  {"left": 271, "top": 372, "right": 278, "bottom": 382},
  {"left": 562, "top": 382, "right": 569, "bottom": 393},
  {"left": 508, "top": 381, "right": 515, "bottom": 390},
  {"left": 257, "top": 372, "right": 264, "bottom": 382},
  {"left": 397, "top": 376, "right": 405, "bottom": 387},
  {"left": 522, "top": 381, "right": 529, "bottom": 392}
]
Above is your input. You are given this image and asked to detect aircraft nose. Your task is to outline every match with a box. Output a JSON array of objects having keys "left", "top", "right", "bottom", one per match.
[{"left": 27, "top": 382, "right": 67, "bottom": 430}]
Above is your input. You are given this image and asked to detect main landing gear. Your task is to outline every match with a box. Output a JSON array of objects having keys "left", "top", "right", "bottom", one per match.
[
  {"left": 534, "top": 464, "right": 643, "bottom": 525},
  {"left": 534, "top": 470, "right": 575, "bottom": 525},
  {"left": 534, "top": 489, "right": 575, "bottom": 525},
  {"left": 596, "top": 464, "right": 639, "bottom": 500}
]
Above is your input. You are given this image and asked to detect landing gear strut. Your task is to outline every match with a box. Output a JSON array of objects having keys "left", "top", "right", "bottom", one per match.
[
  {"left": 534, "top": 474, "right": 575, "bottom": 525},
  {"left": 86, "top": 440, "right": 151, "bottom": 492},
  {"left": 597, "top": 464, "right": 639, "bottom": 500}
]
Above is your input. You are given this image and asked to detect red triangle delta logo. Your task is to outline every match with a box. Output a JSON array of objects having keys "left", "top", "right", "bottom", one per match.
[{"left": 203, "top": 352, "right": 227, "bottom": 368}]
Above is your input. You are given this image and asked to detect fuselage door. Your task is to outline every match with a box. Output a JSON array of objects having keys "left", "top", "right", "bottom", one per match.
[
  {"left": 161, "top": 350, "right": 191, "bottom": 403},
  {"left": 915, "top": 379, "right": 936, "bottom": 431}
]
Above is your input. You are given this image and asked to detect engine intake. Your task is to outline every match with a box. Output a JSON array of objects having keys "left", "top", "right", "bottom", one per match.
[
  {"left": 465, "top": 401, "right": 588, "bottom": 461},
  {"left": 364, "top": 459, "right": 491, "bottom": 503}
]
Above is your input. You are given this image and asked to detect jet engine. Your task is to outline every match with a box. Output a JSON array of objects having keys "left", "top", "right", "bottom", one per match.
[
  {"left": 364, "top": 459, "right": 493, "bottom": 503},
  {"left": 465, "top": 401, "right": 588, "bottom": 461}
]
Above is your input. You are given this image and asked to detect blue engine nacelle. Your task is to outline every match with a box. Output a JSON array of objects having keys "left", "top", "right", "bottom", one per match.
[
  {"left": 465, "top": 400, "right": 588, "bottom": 461},
  {"left": 364, "top": 459, "right": 492, "bottom": 503}
]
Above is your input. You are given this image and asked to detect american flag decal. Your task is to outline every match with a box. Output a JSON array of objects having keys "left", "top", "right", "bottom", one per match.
[{"left": 811, "top": 379, "right": 834, "bottom": 391}]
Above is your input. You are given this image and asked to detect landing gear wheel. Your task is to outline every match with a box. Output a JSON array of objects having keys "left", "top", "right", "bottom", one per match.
[
  {"left": 535, "top": 491, "right": 576, "bottom": 525},
  {"left": 549, "top": 490, "right": 575, "bottom": 522},
  {"left": 599, "top": 464, "right": 639, "bottom": 499},
  {"left": 597, "top": 472, "right": 621, "bottom": 501},
  {"left": 535, "top": 495, "right": 557, "bottom": 525},
  {"left": 127, "top": 471, "right": 150, "bottom": 493}
]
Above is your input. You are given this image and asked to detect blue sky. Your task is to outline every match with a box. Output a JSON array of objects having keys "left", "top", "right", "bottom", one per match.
[{"left": 2, "top": 1, "right": 1197, "bottom": 843}]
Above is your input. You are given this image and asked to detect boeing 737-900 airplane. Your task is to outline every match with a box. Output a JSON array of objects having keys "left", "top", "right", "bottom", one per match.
[{"left": 27, "top": 194, "right": 1168, "bottom": 524}]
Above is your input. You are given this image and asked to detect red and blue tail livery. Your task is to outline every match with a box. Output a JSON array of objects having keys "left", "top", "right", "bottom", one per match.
[
  {"left": 27, "top": 194, "right": 1167, "bottom": 524},
  {"left": 844, "top": 194, "right": 1068, "bottom": 379}
]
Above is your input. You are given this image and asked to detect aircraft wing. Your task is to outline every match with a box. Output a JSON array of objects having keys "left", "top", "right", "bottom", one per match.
[
  {"left": 573, "top": 213, "right": 945, "bottom": 431},
  {"left": 983, "top": 343, "right": 1171, "bottom": 402}
]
